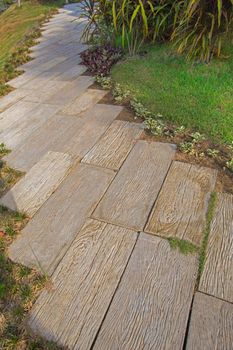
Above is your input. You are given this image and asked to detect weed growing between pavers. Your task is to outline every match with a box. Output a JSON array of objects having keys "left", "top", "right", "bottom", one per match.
[
  {"left": 197, "top": 192, "right": 217, "bottom": 284},
  {"left": 167, "top": 238, "right": 198, "bottom": 255}
]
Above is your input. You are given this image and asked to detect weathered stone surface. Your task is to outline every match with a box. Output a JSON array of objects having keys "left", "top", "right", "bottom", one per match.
[
  {"left": 28, "top": 219, "right": 137, "bottom": 350},
  {"left": 0, "top": 89, "right": 29, "bottom": 112},
  {"left": 82, "top": 120, "right": 143, "bottom": 170},
  {"left": 199, "top": 193, "right": 233, "bottom": 302},
  {"left": 93, "top": 141, "right": 176, "bottom": 230},
  {"left": 61, "top": 89, "right": 107, "bottom": 116},
  {"left": 145, "top": 161, "right": 217, "bottom": 245},
  {"left": 94, "top": 233, "right": 198, "bottom": 350},
  {"left": 0, "top": 151, "right": 72, "bottom": 216},
  {"left": 186, "top": 292, "right": 233, "bottom": 350},
  {"left": 8, "top": 164, "right": 115, "bottom": 275}
]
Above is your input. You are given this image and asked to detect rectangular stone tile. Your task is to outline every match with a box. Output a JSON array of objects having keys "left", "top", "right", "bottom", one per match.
[
  {"left": 61, "top": 89, "right": 108, "bottom": 116},
  {"left": 8, "top": 164, "right": 115, "bottom": 275},
  {"left": 0, "top": 101, "right": 38, "bottom": 132},
  {"left": 199, "top": 193, "right": 233, "bottom": 302},
  {"left": 23, "top": 81, "right": 68, "bottom": 103},
  {"left": 93, "top": 141, "right": 176, "bottom": 231},
  {"left": 186, "top": 292, "right": 233, "bottom": 350},
  {"left": 53, "top": 64, "right": 86, "bottom": 81},
  {"left": 7, "top": 71, "right": 41, "bottom": 88},
  {"left": 0, "top": 89, "right": 29, "bottom": 112},
  {"left": 59, "top": 104, "right": 123, "bottom": 158},
  {"left": 0, "top": 151, "right": 72, "bottom": 216},
  {"left": 94, "top": 233, "right": 198, "bottom": 350},
  {"left": 28, "top": 219, "right": 137, "bottom": 350},
  {"left": 1, "top": 104, "right": 60, "bottom": 149},
  {"left": 82, "top": 120, "right": 144, "bottom": 170},
  {"left": 43, "top": 75, "right": 94, "bottom": 105},
  {"left": 145, "top": 161, "right": 217, "bottom": 246},
  {"left": 4, "top": 114, "right": 83, "bottom": 171}
]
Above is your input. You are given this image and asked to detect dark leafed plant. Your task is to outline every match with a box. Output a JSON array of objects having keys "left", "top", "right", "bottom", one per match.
[{"left": 80, "top": 45, "right": 123, "bottom": 75}]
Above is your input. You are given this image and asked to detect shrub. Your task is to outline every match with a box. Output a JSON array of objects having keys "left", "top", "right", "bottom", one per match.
[{"left": 80, "top": 45, "right": 123, "bottom": 75}]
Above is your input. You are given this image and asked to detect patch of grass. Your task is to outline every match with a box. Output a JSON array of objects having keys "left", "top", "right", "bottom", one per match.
[
  {"left": 0, "top": 0, "right": 66, "bottom": 95},
  {"left": 168, "top": 237, "right": 198, "bottom": 255},
  {"left": 111, "top": 43, "right": 233, "bottom": 144},
  {"left": 197, "top": 192, "right": 217, "bottom": 283}
]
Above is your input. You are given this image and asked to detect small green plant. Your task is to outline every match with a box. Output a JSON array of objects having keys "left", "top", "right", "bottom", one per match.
[
  {"left": 95, "top": 75, "right": 112, "bottom": 89},
  {"left": 168, "top": 237, "right": 198, "bottom": 255},
  {"left": 112, "top": 83, "right": 131, "bottom": 102},
  {"left": 174, "top": 125, "right": 186, "bottom": 135},
  {"left": 179, "top": 141, "right": 196, "bottom": 155},
  {"left": 130, "top": 98, "right": 152, "bottom": 118},
  {"left": 207, "top": 148, "right": 220, "bottom": 158},
  {"left": 226, "top": 159, "right": 233, "bottom": 172},
  {"left": 191, "top": 132, "right": 206, "bottom": 143},
  {"left": 0, "top": 143, "right": 10, "bottom": 157},
  {"left": 144, "top": 117, "right": 166, "bottom": 136},
  {"left": 198, "top": 192, "right": 217, "bottom": 283}
]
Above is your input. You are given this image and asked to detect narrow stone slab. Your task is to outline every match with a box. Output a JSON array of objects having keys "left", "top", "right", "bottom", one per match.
[
  {"left": 28, "top": 219, "right": 137, "bottom": 349},
  {"left": 8, "top": 164, "right": 115, "bottom": 275},
  {"left": 0, "top": 151, "right": 72, "bottom": 216},
  {"left": 5, "top": 104, "right": 122, "bottom": 171},
  {"left": 199, "top": 193, "right": 233, "bottom": 302},
  {"left": 186, "top": 292, "right": 233, "bottom": 350},
  {"left": 1, "top": 104, "right": 60, "bottom": 149},
  {"left": 43, "top": 75, "right": 94, "bottom": 105},
  {"left": 23, "top": 81, "right": 68, "bottom": 103},
  {"left": 7, "top": 71, "right": 41, "bottom": 89},
  {"left": 61, "top": 89, "right": 107, "bottom": 116},
  {"left": 57, "top": 104, "right": 123, "bottom": 158},
  {"left": 53, "top": 64, "right": 86, "bottom": 81},
  {"left": 0, "top": 101, "right": 38, "bottom": 132},
  {"left": 145, "top": 161, "right": 217, "bottom": 246},
  {"left": 93, "top": 141, "right": 176, "bottom": 231},
  {"left": 0, "top": 89, "right": 29, "bottom": 112},
  {"left": 94, "top": 233, "right": 198, "bottom": 350},
  {"left": 82, "top": 120, "right": 143, "bottom": 170}
]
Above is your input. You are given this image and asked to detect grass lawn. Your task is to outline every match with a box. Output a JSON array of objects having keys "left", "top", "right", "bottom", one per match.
[{"left": 112, "top": 43, "right": 233, "bottom": 144}]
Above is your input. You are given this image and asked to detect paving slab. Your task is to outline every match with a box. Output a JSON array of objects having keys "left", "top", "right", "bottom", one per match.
[
  {"left": 93, "top": 141, "right": 176, "bottom": 231},
  {"left": 1, "top": 104, "right": 60, "bottom": 149},
  {"left": 0, "top": 151, "right": 72, "bottom": 216},
  {"left": 0, "top": 89, "right": 29, "bottom": 112},
  {"left": 186, "top": 292, "right": 233, "bottom": 350},
  {"left": 61, "top": 89, "right": 108, "bottom": 116},
  {"left": 199, "top": 193, "right": 233, "bottom": 302},
  {"left": 94, "top": 233, "right": 198, "bottom": 350},
  {"left": 8, "top": 164, "right": 115, "bottom": 275},
  {"left": 82, "top": 120, "right": 144, "bottom": 170},
  {"left": 28, "top": 219, "right": 137, "bottom": 350},
  {"left": 57, "top": 104, "right": 123, "bottom": 158},
  {"left": 0, "top": 101, "right": 38, "bottom": 132},
  {"left": 4, "top": 114, "right": 83, "bottom": 171},
  {"left": 145, "top": 161, "right": 217, "bottom": 246},
  {"left": 43, "top": 75, "right": 93, "bottom": 105},
  {"left": 23, "top": 81, "right": 68, "bottom": 103},
  {"left": 53, "top": 64, "right": 86, "bottom": 81}
]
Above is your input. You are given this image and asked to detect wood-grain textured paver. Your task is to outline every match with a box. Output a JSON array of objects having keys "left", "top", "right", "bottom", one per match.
[
  {"left": 82, "top": 120, "right": 143, "bottom": 170},
  {"left": 28, "top": 219, "right": 137, "bottom": 350},
  {"left": 145, "top": 161, "right": 217, "bottom": 245},
  {"left": 93, "top": 141, "right": 176, "bottom": 230},
  {"left": 0, "top": 151, "right": 72, "bottom": 216},
  {"left": 8, "top": 164, "right": 115, "bottom": 275},
  {"left": 186, "top": 292, "right": 233, "bottom": 350},
  {"left": 199, "top": 193, "right": 233, "bottom": 302},
  {"left": 61, "top": 89, "right": 107, "bottom": 116},
  {"left": 94, "top": 233, "right": 198, "bottom": 350}
]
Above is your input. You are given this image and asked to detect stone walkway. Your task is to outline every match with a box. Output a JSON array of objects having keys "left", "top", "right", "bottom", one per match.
[{"left": 0, "top": 3, "right": 233, "bottom": 349}]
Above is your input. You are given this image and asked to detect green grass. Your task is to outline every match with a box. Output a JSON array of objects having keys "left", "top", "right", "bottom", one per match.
[
  {"left": 112, "top": 43, "right": 233, "bottom": 144},
  {"left": 167, "top": 237, "right": 198, "bottom": 255}
]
